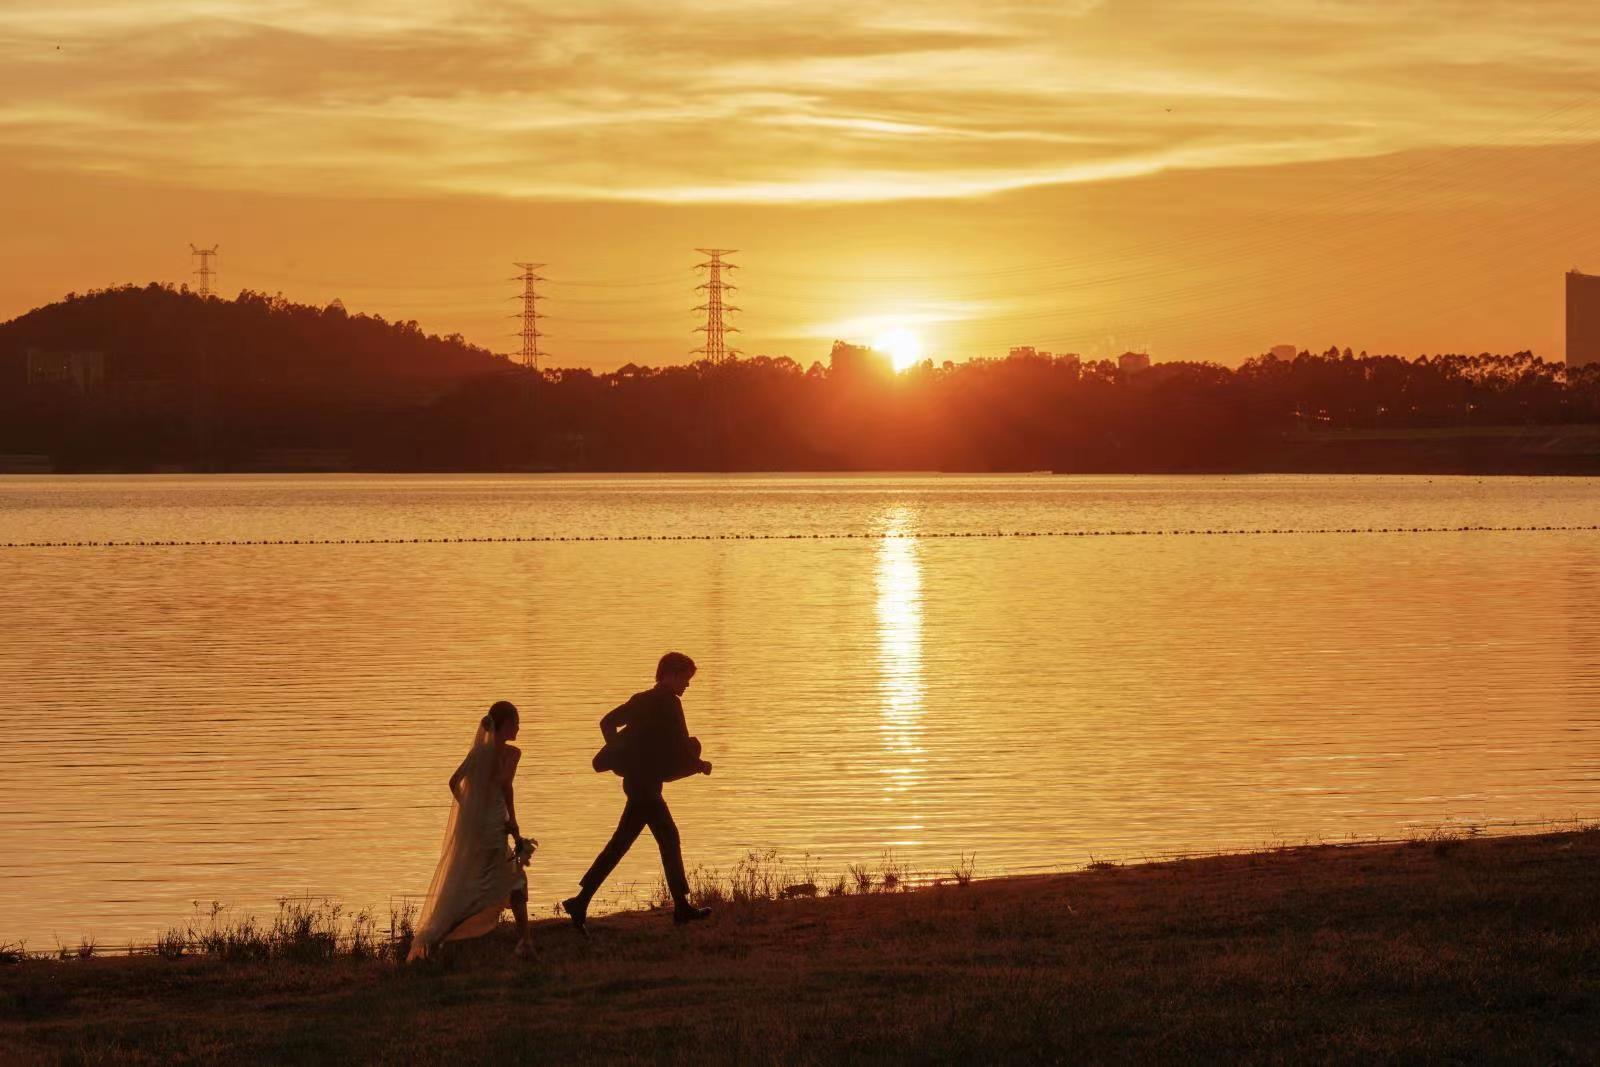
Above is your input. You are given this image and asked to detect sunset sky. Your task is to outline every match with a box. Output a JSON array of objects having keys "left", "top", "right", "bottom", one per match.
[{"left": 3, "top": 1, "right": 1600, "bottom": 369}]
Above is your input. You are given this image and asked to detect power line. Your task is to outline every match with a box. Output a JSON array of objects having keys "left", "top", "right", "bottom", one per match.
[
  {"left": 189, "top": 244, "right": 219, "bottom": 298},
  {"left": 693, "top": 248, "right": 739, "bottom": 364},
  {"left": 510, "top": 262, "right": 546, "bottom": 368},
  {"left": 146, "top": 95, "right": 1599, "bottom": 362}
]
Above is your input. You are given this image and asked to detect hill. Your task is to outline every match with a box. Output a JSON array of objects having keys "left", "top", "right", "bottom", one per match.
[
  {"left": 0, "top": 285, "right": 520, "bottom": 470},
  {"left": 0, "top": 284, "right": 506, "bottom": 394}
]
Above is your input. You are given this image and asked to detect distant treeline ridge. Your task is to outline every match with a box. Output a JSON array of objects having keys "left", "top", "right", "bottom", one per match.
[{"left": 3, "top": 284, "right": 1598, "bottom": 473}]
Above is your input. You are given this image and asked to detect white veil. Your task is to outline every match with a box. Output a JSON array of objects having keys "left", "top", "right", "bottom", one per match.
[{"left": 408, "top": 716, "right": 504, "bottom": 961}]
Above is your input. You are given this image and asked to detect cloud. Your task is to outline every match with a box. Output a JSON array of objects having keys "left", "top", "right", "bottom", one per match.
[{"left": 1, "top": 0, "right": 1598, "bottom": 203}]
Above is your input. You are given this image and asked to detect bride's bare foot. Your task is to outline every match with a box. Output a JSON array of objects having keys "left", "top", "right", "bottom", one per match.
[{"left": 513, "top": 938, "right": 535, "bottom": 959}]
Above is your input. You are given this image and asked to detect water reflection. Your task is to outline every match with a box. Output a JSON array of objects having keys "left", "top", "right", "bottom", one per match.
[{"left": 875, "top": 508, "right": 926, "bottom": 830}]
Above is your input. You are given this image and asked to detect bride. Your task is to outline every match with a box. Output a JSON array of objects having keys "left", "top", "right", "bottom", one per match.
[{"left": 409, "top": 700, "right": 535, "bottom": 961}]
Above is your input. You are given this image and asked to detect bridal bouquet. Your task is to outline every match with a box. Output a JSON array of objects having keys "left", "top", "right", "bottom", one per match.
[{"left": 512, "top": 834, "right": 538, "bottom": 869}]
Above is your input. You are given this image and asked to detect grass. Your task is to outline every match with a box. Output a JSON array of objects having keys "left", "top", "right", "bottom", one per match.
[
  {"left": 654, "top": 850, "right": 914, "bottom": 911},
  {"left": 3, "top": 827, "right": 1599, "bottom": 1064},
  {"left": 7, "top": 899, "right": 423, "bottom": 969}
]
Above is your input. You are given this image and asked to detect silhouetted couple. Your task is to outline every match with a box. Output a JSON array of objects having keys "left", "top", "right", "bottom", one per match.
[
  {"left": 564, "top": 651, "right": 713, "bottom": 930},
  {"left": 410, "top": 652, "right": 712, "bottom": 960}
]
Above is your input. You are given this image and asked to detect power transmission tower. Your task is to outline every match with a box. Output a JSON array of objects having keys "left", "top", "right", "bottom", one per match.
[
  {"left": 510, "top": 262, "right": 546, "bottom": 368},
  {"left": 190, "top": 244, "right": 219, "bottom": 298},
  {"left": 693, "top": 248, "right": 740, "bottom": 364}
]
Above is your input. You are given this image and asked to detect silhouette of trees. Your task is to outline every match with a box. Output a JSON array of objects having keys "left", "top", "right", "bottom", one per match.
[{"left": 2, "top": 286, "right": 1597, "bottom": 472}]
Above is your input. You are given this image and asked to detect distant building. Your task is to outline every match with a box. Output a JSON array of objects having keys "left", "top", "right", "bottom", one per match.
[
  {"left": 1008, "top": 346, "right": 1079, "bottom": 368},
  {"left": 1118, "top": 351, "right": 1151, "bottom": 375},
  {"left": 26, "top": 348, "right": 104, "bottom": 392},
  {"left": 828, "top": 340, "right": 890, "bottom": 379},
  {"left": 1270, "top": 344, "right": 1298, "bottom": 361},
  {"left": 1567, "top": 270, "right": 1600, "bottom": 367}
]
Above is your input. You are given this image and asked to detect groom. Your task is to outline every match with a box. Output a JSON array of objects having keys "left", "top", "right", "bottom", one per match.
[{"left": 563, "top": 651, "right": 713, "bottom": 929}]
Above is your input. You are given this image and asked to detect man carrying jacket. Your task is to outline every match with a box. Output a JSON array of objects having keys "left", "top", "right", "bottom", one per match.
[{"left": 562, "top": 651, "right": 713, "bottom": 930}]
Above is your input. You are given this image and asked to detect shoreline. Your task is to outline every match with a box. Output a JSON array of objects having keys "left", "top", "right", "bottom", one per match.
[
  {"left": 6, "top": 817, "right": 1591, "bottom": 959},
  {"left": 8, "top": 424, "right": 1600, "bottom": 477},
  {"left": 5, "top": 826, "right": 1598, "bottom": 1062},
  {"left": 3, "top": 464, "right": 1599, "bottom": 476}
]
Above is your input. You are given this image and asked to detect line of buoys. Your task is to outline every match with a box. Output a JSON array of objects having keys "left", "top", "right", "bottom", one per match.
[{"left": 2, "top": 525, "right": 1597, "bottom": 549}]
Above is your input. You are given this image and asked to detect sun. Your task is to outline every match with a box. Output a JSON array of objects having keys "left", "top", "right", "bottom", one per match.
[{"left": 873, "top": 327, "right": 924, "bottom": 372}]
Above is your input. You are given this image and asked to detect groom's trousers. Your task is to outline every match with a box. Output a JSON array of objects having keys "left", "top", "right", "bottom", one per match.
[{"left": 580, "top": 780, "right": 690, "bottom": 900}]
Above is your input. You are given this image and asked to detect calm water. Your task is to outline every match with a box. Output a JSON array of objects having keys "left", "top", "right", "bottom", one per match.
[{"left": 2, "top": 474, "right": 1597, "bottom": 947}]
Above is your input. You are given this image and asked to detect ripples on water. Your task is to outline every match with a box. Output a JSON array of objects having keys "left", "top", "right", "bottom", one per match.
[{"left": 1, "top": 474, "right": 1597, "bottom": 946}]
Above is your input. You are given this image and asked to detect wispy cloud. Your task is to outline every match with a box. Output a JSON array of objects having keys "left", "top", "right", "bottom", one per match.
[{"left": 1, "top": 0, "right": 1598, "bottom": 203}]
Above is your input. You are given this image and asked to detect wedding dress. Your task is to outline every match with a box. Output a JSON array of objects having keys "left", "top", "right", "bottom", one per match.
[{"left": 408, "top": 718, "right": 526, "bottom": 961}]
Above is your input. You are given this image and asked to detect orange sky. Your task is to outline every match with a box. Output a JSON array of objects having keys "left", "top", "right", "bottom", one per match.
[{"left": 3, "top": 1, "right": 1600, "bottom": 369}]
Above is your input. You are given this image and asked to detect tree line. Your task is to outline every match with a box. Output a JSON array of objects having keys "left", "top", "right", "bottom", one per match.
[{"left": 3, "top": 284, "right": 1598, "bottom": 472}]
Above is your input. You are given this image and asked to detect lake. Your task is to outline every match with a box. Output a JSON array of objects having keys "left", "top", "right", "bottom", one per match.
[{"left": 1, "top": 473, "right": 1597, "bottom": 948}]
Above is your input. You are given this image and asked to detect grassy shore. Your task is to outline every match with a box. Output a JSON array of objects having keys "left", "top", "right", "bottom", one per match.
[{"left": 4, "top": 828, "right": 1599, "bottom": 1064}]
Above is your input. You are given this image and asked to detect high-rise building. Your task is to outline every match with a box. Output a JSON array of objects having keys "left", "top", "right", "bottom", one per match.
[
  {"left": 1567, "top": 270, "right": 1600, "bottom": 367},
  {"left": 1270, "top": 344, "right": 1297, "bottom": 361},
  {"left": 1118, "top": 351, "right": 1151, "bottom": 375}
]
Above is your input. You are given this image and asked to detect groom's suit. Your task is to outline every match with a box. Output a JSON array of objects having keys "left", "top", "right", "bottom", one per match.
[{"left": 579, "top": 685, "right": 698, "bottom": 900}]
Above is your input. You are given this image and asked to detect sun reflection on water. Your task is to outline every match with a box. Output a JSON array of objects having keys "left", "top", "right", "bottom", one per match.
[{"left": 875, "top": 508, "right": 926, "bottom": 831}]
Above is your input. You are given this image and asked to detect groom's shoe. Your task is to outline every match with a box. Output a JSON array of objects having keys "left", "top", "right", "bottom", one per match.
[
  {"left": 673, "top": 902, "right": 712, "bottom": 926},
  {"left": 560, "top": 896, "right": 589, "bottom": 935}
]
